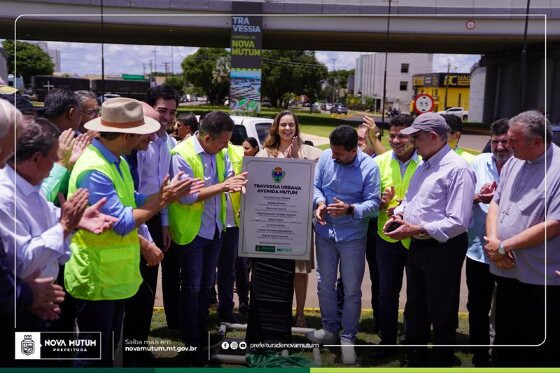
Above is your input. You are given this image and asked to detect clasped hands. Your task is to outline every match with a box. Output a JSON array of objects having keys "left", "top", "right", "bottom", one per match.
[{"left": 483, "top": 236, "right": 516, "bottom": 269}]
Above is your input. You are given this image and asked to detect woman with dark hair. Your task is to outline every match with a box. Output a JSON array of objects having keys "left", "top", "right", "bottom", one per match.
[
  {"left": 257, "top": 110, "right": 321, "bottom": 327},
  {"left": 242, "top": 137, "right": 259, "bottom": 156}
]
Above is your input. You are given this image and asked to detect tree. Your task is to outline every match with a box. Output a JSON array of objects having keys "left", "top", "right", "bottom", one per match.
[
  {"left": 261, "top": 50, "right": 328, "bottom": 108},
  {"left": 181, "top": 48, "right": 229, "bottom": 105},
  {"left": 2, "top": 40, "right": 54, "bottom": 85},
  {"left": 164, "top": 74, "right": 184, "bottom": 93}
]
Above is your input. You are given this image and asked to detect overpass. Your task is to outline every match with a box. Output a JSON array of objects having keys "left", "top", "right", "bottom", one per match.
[
  {"left": 0, "top": 0, "right": 558, "bottom": 54},
  {"left": 1, "top": 0, "right": 559, "bottom": 123}
]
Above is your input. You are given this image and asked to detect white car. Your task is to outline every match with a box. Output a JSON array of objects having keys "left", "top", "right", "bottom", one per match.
[
  {"left": 438, "top": 107, "right": 468, "bottom": 121},
  {"left": 229, "top": 115, "right": 273, "bottom": 149}
]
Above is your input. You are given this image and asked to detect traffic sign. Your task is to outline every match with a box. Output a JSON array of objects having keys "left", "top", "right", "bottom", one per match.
[{"left": 414, "top": 94, "right": 434, "bottom": 114}]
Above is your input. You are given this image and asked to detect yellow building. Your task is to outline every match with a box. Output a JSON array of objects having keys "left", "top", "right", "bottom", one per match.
[{"left": 411, "top": 73, "right": 470, "bottom": 112}]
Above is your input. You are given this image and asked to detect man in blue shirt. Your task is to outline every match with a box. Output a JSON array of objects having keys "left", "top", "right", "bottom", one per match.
[
  {"left": 307, "top": 125, "right": 381, "bottom": 365},
  {"left": 466, "top": 118, "right": 511, "bottom": 366}
]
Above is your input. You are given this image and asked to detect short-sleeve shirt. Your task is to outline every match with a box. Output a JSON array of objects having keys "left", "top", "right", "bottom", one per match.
[{"left": 490, "top": 143, "right": 560, "bottom": 285}]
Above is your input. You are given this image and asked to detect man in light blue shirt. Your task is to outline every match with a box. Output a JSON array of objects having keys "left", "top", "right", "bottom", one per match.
[
  {"left": 307, "top": 125, "right": 380, "bottom": 365},
  {"left": 465, "top": 118, "right": 511, "bottom": 367},
  {"left": 170, "top": 111, "right": 247, "bottom": 358}
]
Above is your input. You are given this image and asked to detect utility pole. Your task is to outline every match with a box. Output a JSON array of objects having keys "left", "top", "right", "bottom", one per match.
[
  {"left": 171, "top": 46, "right": 174, "bottom": 74},
  {"left": 520, "top": 0, "right": 531, "bottom": 111},
  {"left": 142, "top": 63, "right": 146, "bottom": 77},
  {"left": 153, "top": 49, "right": 158, "bottom": 75},
  {"left": 329, "top": 58, "right": 337, "bottom": 104},
  {"left": 444, "top": 59, "right": 450, "bottom": 110},
  {"left": 380, "top": 0, "right": 392, "bottom": 137},
  {"left": 163, "top": 62, "right": 170, "bottom": 78},
  {"left": 149, "top": 59, "right": 153, "bottom": 84}
]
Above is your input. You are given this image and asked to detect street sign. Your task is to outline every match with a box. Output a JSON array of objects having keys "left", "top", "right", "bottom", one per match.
[{"left": 414, "top": 94, "right": 434, "bottom": 114}]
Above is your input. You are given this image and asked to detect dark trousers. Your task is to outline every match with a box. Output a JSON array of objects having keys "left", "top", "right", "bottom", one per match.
[
  {"left": 405, "top": 232, "right": 468, "bottom": 366},
  {"left": 161, "top": 244, "right": 181, "bottom": 330},
  {"left": 217, "top": 227, "right": 239, "bottom": 318},
  {"left": 465, "top": 257, "right": 495, "bottom": 365},
  {"left": 74, "top": 299, "right": 125, "bottom": 367},
  {"left": 123, "top": 215, "right": 161, "bottom": 353},
  {"left": 235, "top": 256, "right": 249, "bottom": 307},
  {"left": 376, "top": 237, "right": 408, "bottom": 345},
  {"left": 365, "top": 218, "right": 380, "bottom": 325},
  {"left": 337, "top": 218, "right": 380, "bottom": 327},
  {"left": 493, "top": 277, "right": 560, "bottom": 367},
  {"left": 179, "top": 232, "right": 222, "bottom": 348},
  {"left": 123, "top": 256, "right": 158, "bottom": 362}
]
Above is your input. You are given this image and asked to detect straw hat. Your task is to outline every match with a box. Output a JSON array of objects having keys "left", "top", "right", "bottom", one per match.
[{"left": 84, "top": 97, "right": 159, "bottom": 134}]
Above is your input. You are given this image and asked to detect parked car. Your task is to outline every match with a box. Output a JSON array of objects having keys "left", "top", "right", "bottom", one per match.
[
  {"left": 97, "top": 93, "right": 121, "bottom": 103},
  {"left": 438, "top": 106, "right": 469, "bottom": 121},
  {"left": 331, "top": 103, "right": 348, "bottom": 114},
  {"left": 229, "top": 115, "right": 274, "bottom": 149}
]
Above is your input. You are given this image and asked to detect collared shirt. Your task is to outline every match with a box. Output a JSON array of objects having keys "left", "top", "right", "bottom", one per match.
[
  {"left": 136, "top": 132, "right": 176, "bottom": 226},
  {"left": 401, "top": 144, "right": 475, "bottom": 243},
  {"left": 313, "top": 149, "right": 381, "bottom": 242},
  {"left": 77, "top": 139, "right": 147, "bottom": 236},
  {"left": 491, "top": 143, "right": 560, "bottom": 285},
  {"left": 391, "top": 151, "right": 421, "bottom": 178},
  {"left": 467, "top": 153, "right": 501, "bottom": 263},
  {"left": 40, "top": 162, "right": 70, "bottom": 204},
  {"left": 171, "top": 133, "right": 234, "bottom": 240},
  {"left": 0, "top": 165, "right": 71, "bottom": 279}
]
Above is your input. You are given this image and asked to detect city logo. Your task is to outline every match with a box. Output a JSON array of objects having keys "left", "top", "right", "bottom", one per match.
[
  {"left": 271, "top": 167, "right": 285, "bottom": 183},
  {"left": 21, "top": 335, "right": 35, "bottom": 356}
]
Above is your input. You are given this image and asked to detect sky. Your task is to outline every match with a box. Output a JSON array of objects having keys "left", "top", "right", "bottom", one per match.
[{"left": 43, "top": 41, "right": 480, "bottom": 77}]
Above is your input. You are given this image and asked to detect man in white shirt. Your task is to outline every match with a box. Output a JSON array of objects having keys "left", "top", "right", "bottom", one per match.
[
  {"left": 0, "top": 118, "right": 115, "bottom": 330},
  {"left": 134, "top": 85, "right": 181, "bottom": 336}
]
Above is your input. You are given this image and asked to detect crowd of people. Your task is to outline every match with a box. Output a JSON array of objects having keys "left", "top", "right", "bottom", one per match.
[{"left": 0, "top": 85, "right": 558, "bottom": 368}]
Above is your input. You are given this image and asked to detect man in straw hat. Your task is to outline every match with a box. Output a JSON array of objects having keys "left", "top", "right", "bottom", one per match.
[{"left": 64, "top": 98, "right": 204, "bottom": 366}]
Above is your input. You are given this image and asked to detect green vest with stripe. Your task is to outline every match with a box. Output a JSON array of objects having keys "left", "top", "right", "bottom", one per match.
[
  {"left": 169, "top": 136, "right": 227, "bottom": 245},
  {"left": 374, "top": 150, "right": 420, "bottom": 249},
  {"left": 64, "top": 144, "right": 141, "bottom": 300},
  {"left": 222, "top": 143, "right": 244, "bottom": 226},
  {"left": 455, "top": 147, "right": 476, "bottom": 164}
]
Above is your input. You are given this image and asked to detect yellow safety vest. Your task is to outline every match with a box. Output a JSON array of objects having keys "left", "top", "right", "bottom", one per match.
[
  {"left": 169, "top": 136, "right": 227, "bottom": 245},
  {"left": 374, "top": 151, "right": 420, "bottom": 249},
  {"left": 64, "top": 145, "right": 141, "bottom": 300},
  {"left": 221, "top": 143, "right": 244, "bottom": 227},
  {"left": 455, "top": 147, "right": 476, "bottom": 164}
]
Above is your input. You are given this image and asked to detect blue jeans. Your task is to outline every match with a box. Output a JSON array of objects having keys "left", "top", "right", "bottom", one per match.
[
  {"left": 315, "top": 233, "right": 365, "bottom": 343},
  {"left": 217, "top": 227, "right": 239, "bottom": 317},
  {"left": 179, "top": 233, "right": 222, "bottom": 348}
]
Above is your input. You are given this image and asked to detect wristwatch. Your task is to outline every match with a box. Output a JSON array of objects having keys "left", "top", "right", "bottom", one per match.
[
  {"left": 498, "top": 241, "right": 506, "bottom": 255},
  {"left": 346, "top": 204, "right": 354, "bottom": 216}
]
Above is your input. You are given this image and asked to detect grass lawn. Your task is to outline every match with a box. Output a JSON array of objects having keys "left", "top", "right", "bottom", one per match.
[{"left": 145, "top": 307, "right": 475, "bottom": 368}]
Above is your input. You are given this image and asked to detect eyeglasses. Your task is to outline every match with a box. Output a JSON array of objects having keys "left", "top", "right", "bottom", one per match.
[{"left": 82, "top": 109, "right": 101, "bottom": 117}]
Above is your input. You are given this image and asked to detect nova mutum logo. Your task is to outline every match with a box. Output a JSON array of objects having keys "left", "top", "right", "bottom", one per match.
[
  {"left": 21, "top": 335, "right": 35, "bottom": 356},
  {"left": 271, "top": 167, "right": 285, "bottom": 183}
]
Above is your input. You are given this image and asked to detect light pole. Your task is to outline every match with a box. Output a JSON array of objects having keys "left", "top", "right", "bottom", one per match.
[
  {"left": 380, "top": 0, "right": 392, "bottom": 135},
  {"left": 520, "top": 0, "right": 531, "bottom": 111}
]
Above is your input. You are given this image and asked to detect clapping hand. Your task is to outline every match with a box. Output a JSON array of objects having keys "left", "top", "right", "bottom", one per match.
[
  {"left": 77, "top": 197, "right": 118, "bottom": 234},
  {"left": 326, "top": 197, "right": 349, "bottom": 217},
  {"left": 363, "top": 116, "right": 380, "bottom": 148},
  {"left": 285, "top": 136, "right": 300, "bottom": 159},
  {"left": 160, "top": 172, "right": 205, "bottom": 205},
  {"left": 380, "top": 186, "right": 396, "bottom": 210},
  {"left": 68, "top": 134, "right": 91, "bottom": 170},
  {"left": 59, "top": 189, "right": 89, "bottom": 237},
  {"left": 223, "top": 172, "right": 248, "bottom": 193},
  {"left": 24, "top": 270, "right": 65, "bottom": 320}
]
